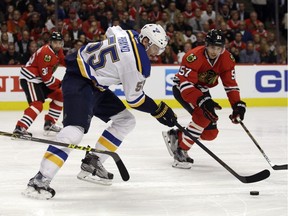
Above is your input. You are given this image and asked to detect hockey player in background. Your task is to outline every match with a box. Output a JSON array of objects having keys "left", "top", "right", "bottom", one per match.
[
  {"left": 22, "top": 24, "right": 177, "bottom": 199},
  {"left": 162, "top": 29, "right": 246, "bottom": 169},
  {"left": 13, "top": 32, "right": 65, "bottom": 137}
]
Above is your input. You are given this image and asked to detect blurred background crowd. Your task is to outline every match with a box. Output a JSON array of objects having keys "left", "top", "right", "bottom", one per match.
[{"left": 0, "top": 0, "right": 287, "bottom": 65}]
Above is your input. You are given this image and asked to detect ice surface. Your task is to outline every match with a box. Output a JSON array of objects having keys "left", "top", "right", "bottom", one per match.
[{"left": 0, "top": 107, "right": 287, "bottom": 216}]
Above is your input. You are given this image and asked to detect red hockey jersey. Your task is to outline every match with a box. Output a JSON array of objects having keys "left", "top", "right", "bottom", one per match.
[
  {"left": 176, "top": 45, "right": 241, "bottom": 107},
  {"left": 20, "top": 44, "right": 65, "bottom": 90}
]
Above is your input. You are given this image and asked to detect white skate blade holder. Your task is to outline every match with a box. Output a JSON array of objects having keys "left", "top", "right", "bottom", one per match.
[
  {"left": 77, "top": 170, "right": 112, "bottom": 186},
  {"left": 22, "top": 186, "right": 54, "bottom": 200},
  {"left": 172, "top": 160, "right": 192, "bottom": 169},
  {"left": 162, "top": 131, "right": 174, "bottom": 156}
]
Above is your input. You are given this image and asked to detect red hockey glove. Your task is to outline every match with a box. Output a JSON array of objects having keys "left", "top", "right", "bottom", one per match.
[
  {"left": 151, "top": 101, "right": 177, "bottom": 127},
  {"left": 197, "top": 96, "right": 222, "bottom": 123},
  {"left": 230, "top": 101, "right": 246, "bottom": 124}
]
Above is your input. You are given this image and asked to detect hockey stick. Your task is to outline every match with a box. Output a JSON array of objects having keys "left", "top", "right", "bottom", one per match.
[
  {"left": 0, "top": 131, "right": 130, "bottom": 181},
  {"left": 174, "top": 122, "right": 270, "bottom": 183},
  {"left": 238, "top": 121, "right": 288, "bottom": 170}
]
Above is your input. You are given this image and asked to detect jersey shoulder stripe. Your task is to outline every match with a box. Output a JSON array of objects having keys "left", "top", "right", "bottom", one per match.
[
  {"left": 126, "top": 30, "right": 151, "bottom": 78},
  {"left": 77, "top": 47, "right": 91, "bottom": 79},
  {"left": 126, "top": 30, "right": 142, "bottom": 73}
]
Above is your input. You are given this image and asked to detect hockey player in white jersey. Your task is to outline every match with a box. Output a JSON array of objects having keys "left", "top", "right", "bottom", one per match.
[{"left": 22, "top": 24, "right": 177, "bottom": 199}]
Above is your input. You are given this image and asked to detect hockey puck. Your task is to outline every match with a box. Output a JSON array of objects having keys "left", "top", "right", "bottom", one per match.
[{"left": 250, "top": 191, "right": 259, "bottom": 196}]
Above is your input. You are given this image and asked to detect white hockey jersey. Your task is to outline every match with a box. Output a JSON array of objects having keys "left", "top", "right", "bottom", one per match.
[{"left": 75, "top": 26, "right": 151, "bottom": 108}]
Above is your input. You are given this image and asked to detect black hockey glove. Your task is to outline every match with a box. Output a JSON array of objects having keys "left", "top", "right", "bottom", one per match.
[
  {"left": 197, "top": 96, "right": 222, "bottom": 123},
  {"left": 230, "top": 101, "right": 246, "bottom": 124},
  {"left": 151, "top": 101, "right": 177, "bottom": 127}
]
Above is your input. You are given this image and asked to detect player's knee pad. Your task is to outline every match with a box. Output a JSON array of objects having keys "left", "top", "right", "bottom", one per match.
[
  {"left": 48, "top": 89, "right": 63, "bottom": 102},
  {"left": 56, "top": 125, "right": 84, "bottom": 145},
  {"left": 110, "top": 109, "right": 136, "bottom": 137},
  {"left": 30, "top": 101, "right": 44, "bottom": 113},
  {"left": 200, "top": 129, "right": 219, "bottom": 141}
]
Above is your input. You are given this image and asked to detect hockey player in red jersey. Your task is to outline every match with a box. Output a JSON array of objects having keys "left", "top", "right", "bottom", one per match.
[
  {"left": 13, "top": 32, "right": 65, "bottom": 137},
  {"left": 163, "top": 29, "right": 246, "bottom": 169}
]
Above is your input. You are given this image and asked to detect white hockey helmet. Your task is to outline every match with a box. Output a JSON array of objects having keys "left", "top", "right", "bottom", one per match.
[{"left": 139, "top": 24, "right": 168, "bottom": 55}]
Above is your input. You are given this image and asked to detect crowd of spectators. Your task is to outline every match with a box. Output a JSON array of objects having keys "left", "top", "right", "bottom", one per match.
[{"left": 0, "top": 0, "right": 287, "bottom": 65}]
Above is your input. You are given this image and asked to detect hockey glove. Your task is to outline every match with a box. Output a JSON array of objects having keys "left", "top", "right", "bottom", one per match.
[
  {"left": 230, "top": 101, "right": 246, "bottom": 124},
  {"left": 151, "top": 101, "right": 177, "bottom": 127},
  {"left": 197, "top": 96, "right": 222, "bottom": 123}
]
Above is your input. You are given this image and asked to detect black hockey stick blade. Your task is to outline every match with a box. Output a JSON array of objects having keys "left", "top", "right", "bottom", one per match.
[
  {"left": 174, "top": 122, "right": 270, "bottom": 183},
  {"left": 272, "top": 164, "right": 288, "bottom": 170},
  {"left": 0, "top": 131, "right": 130, "bottom": 181},
  {"left": 239, "top": 169, "right": 270, "bottom": 183}
]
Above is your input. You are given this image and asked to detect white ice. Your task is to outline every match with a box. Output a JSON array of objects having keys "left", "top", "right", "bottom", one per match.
[{"left": 0, "top": 107, "right": 287, "bottom": 216}]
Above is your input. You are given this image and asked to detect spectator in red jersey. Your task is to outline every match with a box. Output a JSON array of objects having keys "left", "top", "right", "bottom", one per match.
[
  {"left": 252, "top": 22, "right": 268, "bottom": 39},
  {"left": 7, "top": 10, "right": 26, "bottom": 38},
  {"left": 230, "top": 31, "right": 246, "bottom": 52},
  {"left": 129, "top": 1, "right": 145, "bottom": 21},
  {"left": 227, "top": 10, "right": 240, "bottom": 31},
  {"left": 86, "top": 20, "right": 105, "bottom": 41},
  {"left": 21, "top": 3, "right": 35, "bottom": 22},
  {"left": 182, "top": 2, "right": 194, "bottom": 23},
  {"left": 192, "top": 0, "right": 208, "bottom": 12},
  {"left": 149, "top": 3, "right": 162, "bottom": 23},
  {"left": 82, "top": 14, "right": 98, "bottom": 35},
  {"left": 63, "top": 8, "right": 82, "bottom": 31},
  {"left": 245, "top": 11, "right": 261, "bottom": 33}
]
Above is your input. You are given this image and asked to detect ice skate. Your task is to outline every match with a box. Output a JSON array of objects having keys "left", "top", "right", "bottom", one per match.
[
  {"left": 43, "top": 120, "right": 62, "bottom": 136},
  {"left": 77, "top": 153, "right": 114, "bottom": 185},
  {"left": 162, "top": 129, "right": 194, "bottom": 169},
  {"left": 22, "top": 172, "right": 55, "bottom": 200},
  {"left": 13, "top": 125, "right": 32, "bottom": 137}
]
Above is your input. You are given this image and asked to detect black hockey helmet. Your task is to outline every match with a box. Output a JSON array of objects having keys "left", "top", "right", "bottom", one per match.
[
  {"left": 205, "top": 29, "right": 225, "bottom": 47},
  {"left": 50, "top": 31, "right": 63, "bottom": 41}
]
